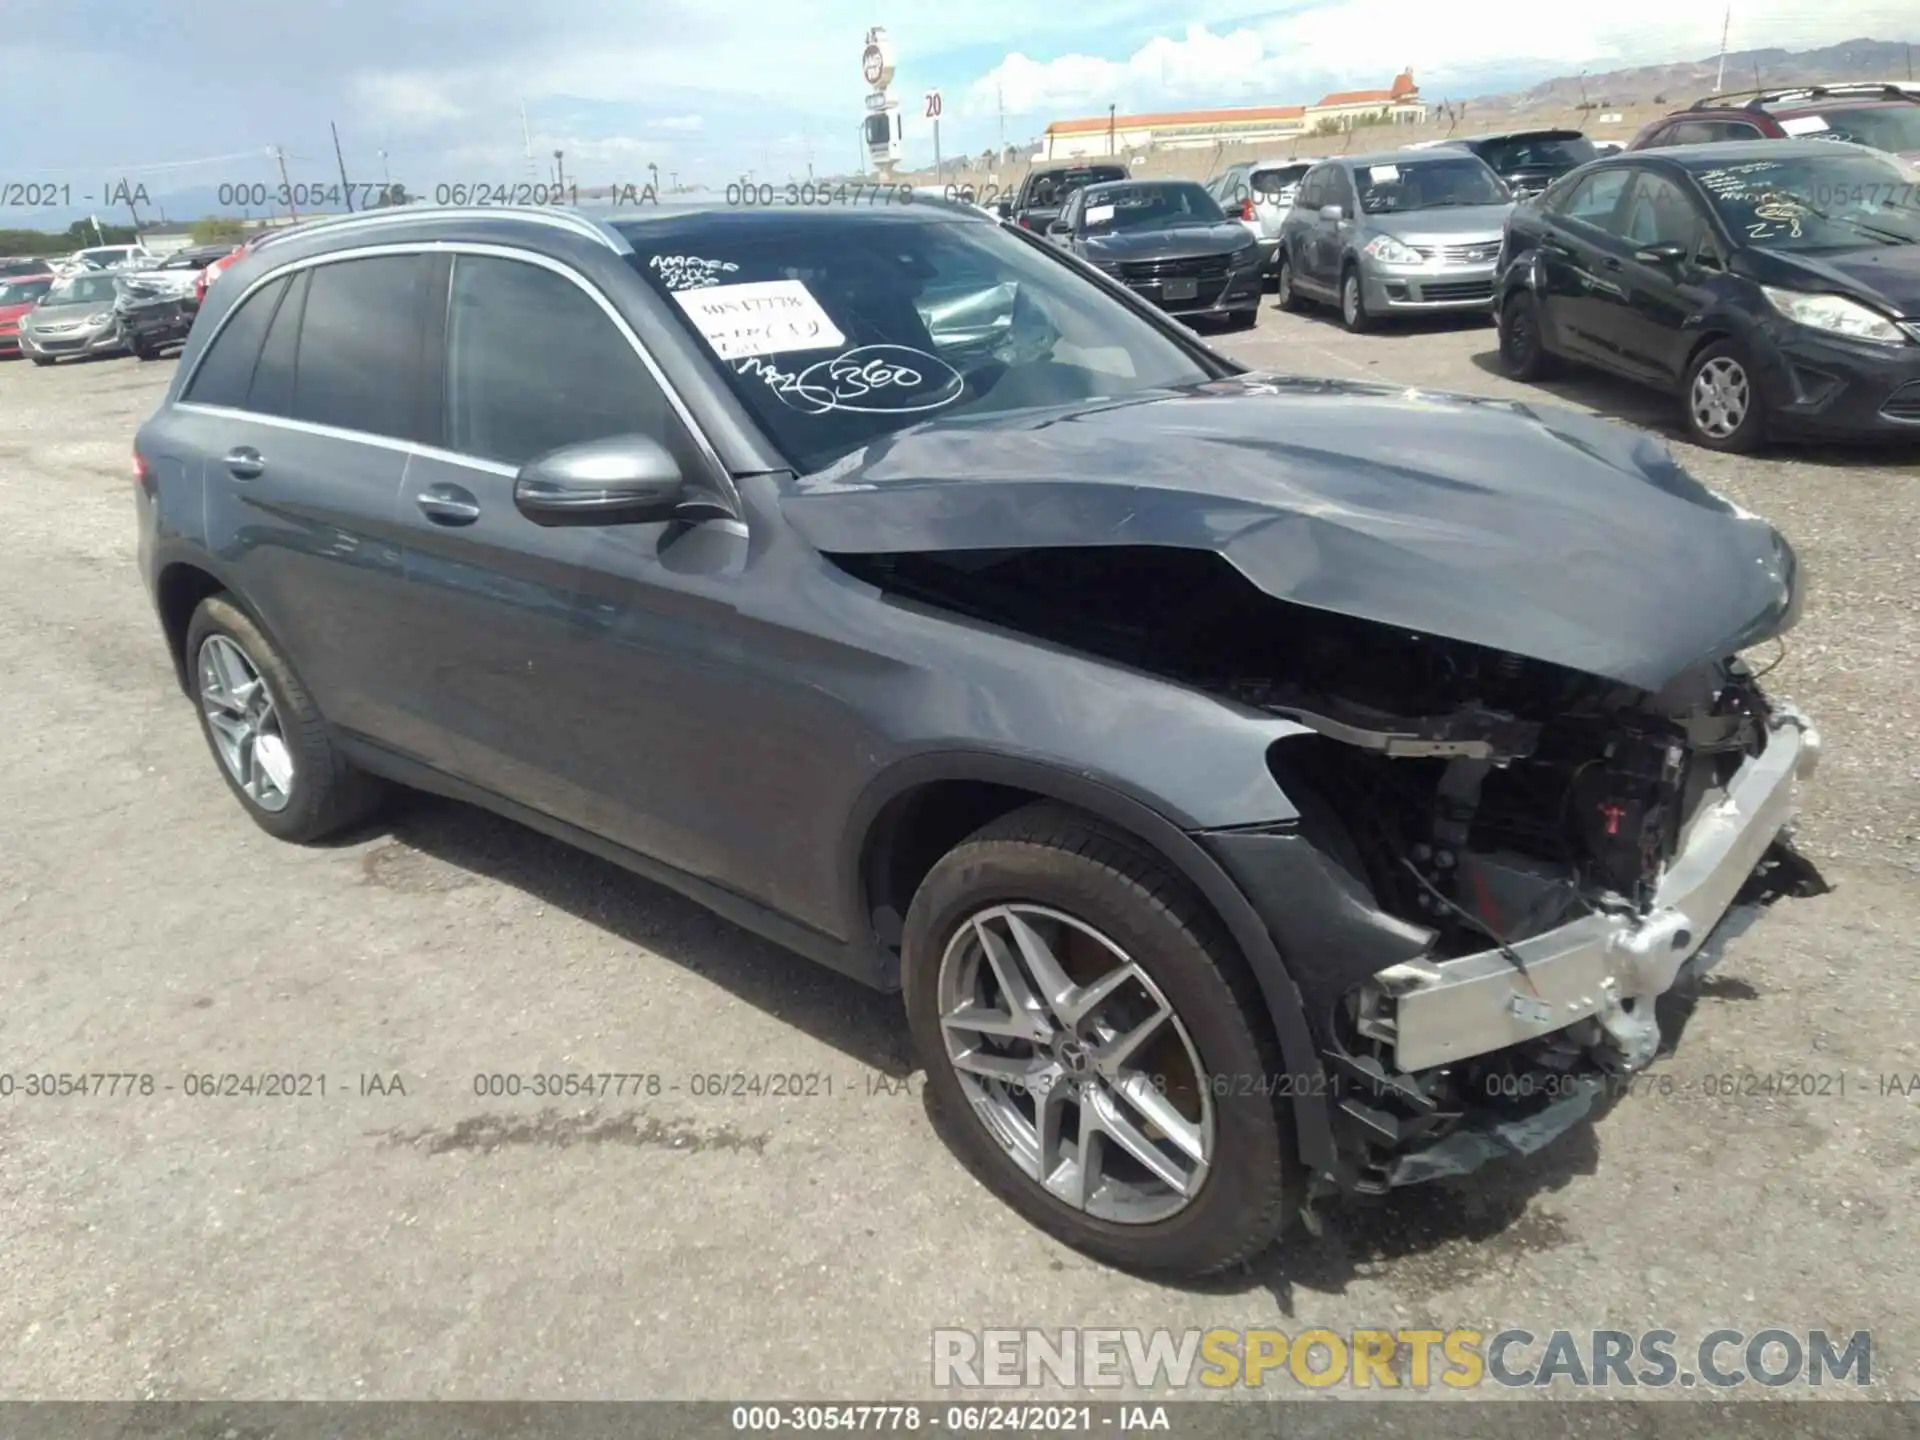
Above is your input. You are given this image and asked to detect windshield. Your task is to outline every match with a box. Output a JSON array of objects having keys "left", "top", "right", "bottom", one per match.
[
  {"left": 47, "top": 274, "right": 120, "bottom": 304},
  {"left": 1026, "top": 166, "right": 1126, "bottom": 209},
  {"left": 1079, "top": 182, "right": 1225, "bottom": 232},
  {"left": 1357, "top": 157, "right": 1510, "bottom": 213},
  {"left": 1477, "top": 134, "right": 1597, "bottom": 172},
  {"left": 1783, "top": 104, "right": 1920, "bottom": 154},
  {"left": 1693, "top": 152, "right": 1920, "bottom": 250},
  {"left": 0, "top": 279, "right": 50, "bottom": 304},
  {"left": 622, "top": 209, "right": 1216, "bottom": 474}
]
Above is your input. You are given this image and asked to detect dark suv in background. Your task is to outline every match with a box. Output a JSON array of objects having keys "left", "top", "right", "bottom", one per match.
[
  {"left": 134, "top": 200, "right": 1823, "bottom": 1277},
  {"left": 1428, "top": 129, "right": 1599, "bottom": 199},
  {"left": 1629, "top": 83, "right": 1920, "bottom": 158}
]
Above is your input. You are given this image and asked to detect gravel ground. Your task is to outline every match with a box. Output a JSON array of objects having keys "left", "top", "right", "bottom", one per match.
[{"left": 0, "top": 303, "right": 1914, "bottom": 1408}]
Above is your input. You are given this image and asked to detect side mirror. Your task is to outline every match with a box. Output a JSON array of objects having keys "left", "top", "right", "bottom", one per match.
[
  {"left": 1632, "top": 241, "right": 1689, "bottom": 266},
  {"left": 513, "top": 434, "right": 693, "bottom": 528},
  {"left": 1319, "top": 203, "right": 1345, "bottom": 223},
  {"left": 993, "top": 199, "right": 1013, "bottom": 219},
  {"left": 1045, "top": 219, "right": 1072, "bottom": 237}
]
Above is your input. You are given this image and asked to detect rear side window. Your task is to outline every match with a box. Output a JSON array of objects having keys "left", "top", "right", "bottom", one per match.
[
  {"left": 1554, "top": 168, "right": 1633, "bottom": 227},
  {"left": 292, "top": 255, "right": 433, "bottom": 440},
  {"left": 1250, "top": 165, "right": 1308, "bottom": 199},
  {"left": 182, "top": 275, "right": 289, "bottom": 408},
  {"left": 443, "top": 254, "right": 670, "bottom": 468}
]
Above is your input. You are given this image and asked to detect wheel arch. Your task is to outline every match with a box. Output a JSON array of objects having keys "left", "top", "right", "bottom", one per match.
[{"left": 845, "top": 750, "right": 1337, "bottom": 1172}]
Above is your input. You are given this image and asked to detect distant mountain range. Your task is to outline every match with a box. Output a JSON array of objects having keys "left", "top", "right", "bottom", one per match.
[{"left": 1458, "top": 36, "right": 1916, "bottom": 114}]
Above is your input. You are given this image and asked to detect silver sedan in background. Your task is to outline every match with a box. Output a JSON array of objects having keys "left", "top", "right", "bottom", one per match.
[
  {"left": 1275, "top": 149, "right": 1513, "bottom": 330},
  {"left": 15, "top": 272, "right": 131, "bottom": 364}
]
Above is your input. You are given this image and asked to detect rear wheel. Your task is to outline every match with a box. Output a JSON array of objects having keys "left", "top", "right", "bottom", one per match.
[
  {"left": 1339, "top": 265, "right": 1372, "bottom": 332},
  {"left": 185, "top": 594, "right": 386, "bottom": 843},
  {"left": 1683, "top": 339, "right": 1769, "bottom": 453},
  {"left": 133, "top": 341, "right": 157, "bottom": 361},
  {"left": 1498, "top": 291, "right": 1558, "bottom": 380},
  {"left": 902, "top": 803, "right": 1298, "bottom": 1276}
]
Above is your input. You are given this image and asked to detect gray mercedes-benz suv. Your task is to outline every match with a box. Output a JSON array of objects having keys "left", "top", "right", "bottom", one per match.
[
  {"left": 134, "top": 199, "right": 1824, "bottom": 1276},
  {"left": 1276, "top": 149, "right": 1514, "bottom": 329}
]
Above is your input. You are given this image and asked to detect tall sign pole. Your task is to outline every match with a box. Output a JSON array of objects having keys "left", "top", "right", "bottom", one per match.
[{"left": 926, "top": 90, "right": 943, "bottom": 180}]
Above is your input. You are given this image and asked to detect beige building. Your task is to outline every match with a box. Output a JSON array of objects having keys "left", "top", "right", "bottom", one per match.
[{"left": 1041, "top": 71, "right": 1424, "bottom": 159}]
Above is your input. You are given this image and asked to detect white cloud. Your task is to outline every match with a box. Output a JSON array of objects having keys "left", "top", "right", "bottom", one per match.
[
  {"left": 967, "top": 0, "right": 1920, "bottom": 119},
  {"left": 351, "top": 71, "right": 467, "bottom": 127},
  {"left": 648, "top": 114, "right": 705, "bottom": 131}
]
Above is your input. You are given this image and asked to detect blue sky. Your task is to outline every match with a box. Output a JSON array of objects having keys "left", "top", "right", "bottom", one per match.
[{"left": 1, "top": 0, "right": 1915, "bottom": 227}]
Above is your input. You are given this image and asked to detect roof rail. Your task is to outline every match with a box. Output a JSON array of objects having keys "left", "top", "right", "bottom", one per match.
[
  {"left": 248, "top": 205, "right": 632, "bottom": 255},
  {"left": 1686, "top": 81, "right": 1920, "bottom": 114}
]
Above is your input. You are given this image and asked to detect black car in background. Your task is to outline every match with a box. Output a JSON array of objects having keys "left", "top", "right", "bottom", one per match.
[
  {"left": 1430, "top": 129, "right": 1599, "bottom": 199},
  {"left": 1495, "top": 139, "right": 1920, "bottom": 451},
  {"left": 117, "top": 281, "right": 197, "bottom": 360},
  {"left": 1047, "top": 179, "right": 1263, "bottom": 326},
  {"left": 998, "top": 162, "right": 1128, "bottom": 232}
]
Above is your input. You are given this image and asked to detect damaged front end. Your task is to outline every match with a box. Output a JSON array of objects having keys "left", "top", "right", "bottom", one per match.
[{"left": 825, "top": 543, "right": 1829, "bottom": 1197}]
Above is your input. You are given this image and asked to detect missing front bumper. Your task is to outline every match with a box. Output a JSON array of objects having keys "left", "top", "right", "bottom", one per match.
[{"left": 1364, "top": 706, "right": 1820, "bottom": 1074}]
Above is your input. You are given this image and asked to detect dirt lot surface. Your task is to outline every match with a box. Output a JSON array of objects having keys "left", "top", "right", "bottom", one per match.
[{"left": 0, "top": 300, "right": 1915, "bottom": 1406}]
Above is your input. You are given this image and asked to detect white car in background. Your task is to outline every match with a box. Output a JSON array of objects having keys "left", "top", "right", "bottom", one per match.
[
  {"left": 50, "top": 244, "right": 154, "bottom": 279},
  {"left": 1203, "top": 156, "right": 1319, "bottom": 276}
]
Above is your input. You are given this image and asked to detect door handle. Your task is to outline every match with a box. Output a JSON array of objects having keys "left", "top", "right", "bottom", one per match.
[
  {"left": 415, "top": 483, "right": 481, "bottom": 526},
  {"left": 223, "top": 446, "right": 264, "bottom": 480},
  {"left": 1603, "top": 257, "right": 1623, "bottom": 271}
]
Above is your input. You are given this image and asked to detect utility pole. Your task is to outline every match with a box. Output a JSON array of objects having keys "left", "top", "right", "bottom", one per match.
[
  {"left": 997, "top": 82, "right": 1005, "bottom": 150},
  {"left": 330, "top": 121, "right": 355, "bottom": 211},
  {"left": 1714, "top": 2, "right": 1731, "bottom": 92},
  {"left": 553, "top": 150, "right": 565, "bottom": 188},
  {"left": 521, "top": 101, "right": 537, "bottom": 181},
  {"left": 273, "top": 145, "right": 299, "bottom": 219},
  {"left": 1107, "top": 103, "right": 1116, "bottom": 157}
]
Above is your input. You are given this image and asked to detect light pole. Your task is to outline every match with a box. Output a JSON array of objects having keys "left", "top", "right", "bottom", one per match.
[{"left": 1108, "top": 104, "right": 1116, "bottom": 157}]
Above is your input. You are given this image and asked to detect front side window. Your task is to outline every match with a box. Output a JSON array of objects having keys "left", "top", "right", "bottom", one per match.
[
  {"left": 182, "top": 275, "right": 290, "bottom": 408},
  {"left": 622, "top": 209, "right": 1219, "bottom": 474},
  {"left": 291, "top": 255, "right": 434, "bottom": 440},
  {"left": 1554, "top": 168, "right": 1634, "bottom": 229},
  {"left": 1620, "top": 173, "right": 1707, "bottom": 250},
  {"left": 443, "top": 254, "right": 672, "bottom": 467},
  {"left": 1356, "top": 157, "right": 1509, "bottom": 213}
]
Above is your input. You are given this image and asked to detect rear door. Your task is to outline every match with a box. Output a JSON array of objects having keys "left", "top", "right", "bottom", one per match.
[
  {"left": 1531, "top": 165, "right": 1637, "bottom": 367},
  {"left": 171, "top": 254, "right": 432, "bottom": 747}
]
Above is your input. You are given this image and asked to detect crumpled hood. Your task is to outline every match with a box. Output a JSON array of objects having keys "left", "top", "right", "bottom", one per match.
[{"left": 783, "top": 375, "right": 1800, "bottom": 691}]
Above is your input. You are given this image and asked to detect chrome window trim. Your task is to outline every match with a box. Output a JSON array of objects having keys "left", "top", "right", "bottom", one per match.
[
  {"left": 250, "top": 205, "right": 632, "bottom": 257},
  {"left": 175, "top": 239, "right": 740, "bottom": 517}
]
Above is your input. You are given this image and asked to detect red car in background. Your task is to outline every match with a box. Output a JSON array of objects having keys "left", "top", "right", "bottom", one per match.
[
  {"left": 0, "top": 272, "right": 55, "bottom": 357},
  {"left": 194, "top": 236, "right": 265, "bottom": 304},
  {"left": 1627, "top": 82, "right": 1920, "bottom": 160}
]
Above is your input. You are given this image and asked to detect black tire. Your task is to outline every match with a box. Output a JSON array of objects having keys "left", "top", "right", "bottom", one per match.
[
  {"left": 133, "top": 343, "right": 157, "bottom": 361},
  {"left": 1274, "top": 250, "right": 1305, "bottom": 312},
  {"left": 1682, "top": 338, "right": 1769, "bottom": 453},
  {"left": 1338, "top": 264, "right": 1372, "bottom": 332},
  {"left": 184, "top": 593, "right": 385, "bottom": 843},
  {"left": 1498, "top": 291, "right": 1557, "bottom": 380},
  {"left": 1221, "top": 308, "right": 1258, "bottom": 332},
  {"left": 31, "top": 356, "right": 55, "bottom": 367},
  {"left": 902, "top": 802, "right": 1299, "bottom": 1277}
]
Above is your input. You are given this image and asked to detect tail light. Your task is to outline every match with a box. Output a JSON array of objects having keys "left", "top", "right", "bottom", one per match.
[
  {"left": 1018, "top": 216, "right": 1032, "bottom": 229},
  {"left": 1238, "top": 198, "right": 1257, "bottom": 221},
  {"left": 132, "top": 449, "right": 152, "bottom": 490}
]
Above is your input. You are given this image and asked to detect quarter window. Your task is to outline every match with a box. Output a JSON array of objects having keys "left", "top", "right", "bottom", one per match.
[
  {"left": 443, "top": 254, "right": 670, "bottom": 468},
  {"left": 182, "top": 275, "right": 288, "bottom": 409}
]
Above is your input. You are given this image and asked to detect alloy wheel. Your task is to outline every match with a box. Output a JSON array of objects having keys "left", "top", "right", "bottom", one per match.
[
  {"left": 935, "top": 903, "right": 1215, "bottom": 1224},
  {"left": 197, "top": 633, "right": 295, "bottom": 812},
  {"left": 1690, "top": 356, "right": 1750, "bottom": 439}
]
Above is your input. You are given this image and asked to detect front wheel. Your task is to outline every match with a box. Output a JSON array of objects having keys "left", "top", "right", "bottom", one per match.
[
  {"left": 1274, "top": 251, "right": 1304, "bottom": 312},
  {"left": 1683, "top": 339, "right": 1769, "bottom": 453},
  {"left": 1339, "top": 266, "right": 1372, "bottom": 332},
  {"left": 902, "top": 803, "right": 1298, "bottom": 1276},
  {"left": 30, "top": 356, "right": 54, "bottom": 367}
]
